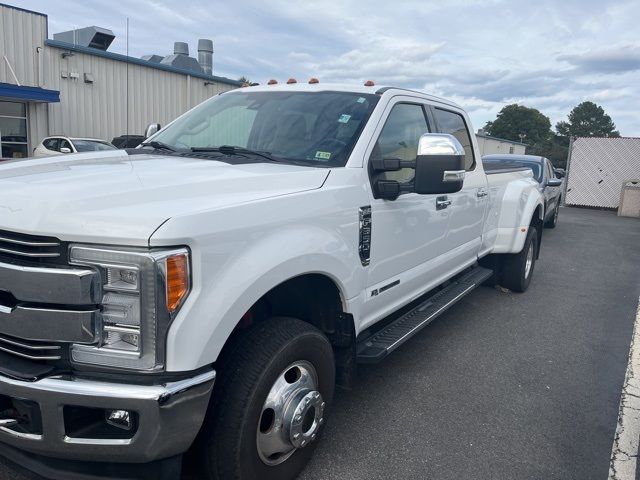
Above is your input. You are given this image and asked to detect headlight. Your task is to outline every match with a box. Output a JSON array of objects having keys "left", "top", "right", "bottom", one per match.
[{"left": 69, "top": 246, "right": 190, "bottom": 371}]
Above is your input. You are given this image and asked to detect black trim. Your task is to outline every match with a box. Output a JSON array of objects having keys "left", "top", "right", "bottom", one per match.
[{"left": 378, "top": 279, "right": 400, "bottom": 294}]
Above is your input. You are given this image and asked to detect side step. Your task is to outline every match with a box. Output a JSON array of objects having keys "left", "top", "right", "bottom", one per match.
[{"left": 356, "top": 266, "right": 493, "bottom": 364}]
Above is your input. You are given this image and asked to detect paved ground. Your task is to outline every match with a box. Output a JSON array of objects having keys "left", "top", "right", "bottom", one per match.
[{"left": 1, "top": 207, "right": 639, "bottom": 479}]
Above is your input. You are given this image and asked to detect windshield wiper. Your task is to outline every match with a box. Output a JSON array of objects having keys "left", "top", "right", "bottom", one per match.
[
  {"left": 191, "top": 145, "right": 280, "bottom": 163},
  {"left": 140, "top": 140, "right": 177, "bottom": 152}
]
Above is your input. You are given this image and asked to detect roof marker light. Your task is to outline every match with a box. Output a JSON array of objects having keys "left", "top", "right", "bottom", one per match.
[
  {"left": 308, "top": 77, "right": 319, "bottom": 84},
  {"left": 287, "top": 78, "right": 297, "bottom": 84},
  {"left": 267, "top": 79, "right": 278, "bottom": 85},
  {"left": 364, "top": 80, "right": 375, "bottom": 87}
]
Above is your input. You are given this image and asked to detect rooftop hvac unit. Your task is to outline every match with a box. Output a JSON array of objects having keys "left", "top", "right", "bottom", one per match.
[{"left": 53, "top": 26, "right": 115, "bottom": 51}]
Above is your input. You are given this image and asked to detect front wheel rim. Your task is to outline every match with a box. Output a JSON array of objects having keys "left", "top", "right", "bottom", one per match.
[
  {"left": 256, "top": 360, "right": 325, "bottom": 466},
  {"left": 524, "top": 242, "right": 534, "bottom": 279}
]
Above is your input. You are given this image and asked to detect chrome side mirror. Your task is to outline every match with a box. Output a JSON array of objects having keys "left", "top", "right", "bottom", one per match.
[
  {"left": 414, "top": 133, "right": 466, "bottom": 194},
  {"left": 144, "top": 123, "right": 162, "bottom": 139}
]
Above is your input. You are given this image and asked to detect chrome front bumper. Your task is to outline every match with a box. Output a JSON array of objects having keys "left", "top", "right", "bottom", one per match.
[{"left": 0, "top": 369, "right": 215, "bottom": 463}]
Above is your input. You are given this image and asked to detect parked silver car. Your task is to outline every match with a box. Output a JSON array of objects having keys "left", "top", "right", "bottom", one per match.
[{"left": 33, "top": 136, "right": 117, "bottom": 157}]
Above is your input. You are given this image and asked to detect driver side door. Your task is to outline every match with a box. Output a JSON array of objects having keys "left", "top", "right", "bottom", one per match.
[{"left": 361, "top": 98, "right": 451, "bottom": 328}]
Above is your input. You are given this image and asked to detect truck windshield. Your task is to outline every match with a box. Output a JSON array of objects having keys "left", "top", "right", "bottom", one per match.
[{"left": 150, "top": 90, "right": 379, "bottom": 167}]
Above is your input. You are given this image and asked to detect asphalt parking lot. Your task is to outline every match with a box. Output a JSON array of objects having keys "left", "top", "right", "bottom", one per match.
[{"left": 1, "top": 207, "right": 639, "bottom": 480}]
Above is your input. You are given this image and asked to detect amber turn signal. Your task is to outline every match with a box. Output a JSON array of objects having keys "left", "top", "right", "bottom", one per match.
[{"left": 166, "top": 254, "right": 189, "bottom": 313}]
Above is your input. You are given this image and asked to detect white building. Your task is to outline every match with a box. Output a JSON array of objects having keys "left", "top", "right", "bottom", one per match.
[
  {"left": 0, "top": 3, "right": 240, "bottom": 159},
  {"left": 475, "top": 130, "right": 527, "bottom": 156}
]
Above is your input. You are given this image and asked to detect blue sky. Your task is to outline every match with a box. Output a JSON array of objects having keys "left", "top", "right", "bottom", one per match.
[{"left": 14, "top": 0, "right": 640, "bottom": 135}]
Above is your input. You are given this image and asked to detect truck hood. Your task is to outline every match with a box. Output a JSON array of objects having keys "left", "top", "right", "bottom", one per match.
[{"left": 0, "top": 151, "right": 330, "bottom": 246}]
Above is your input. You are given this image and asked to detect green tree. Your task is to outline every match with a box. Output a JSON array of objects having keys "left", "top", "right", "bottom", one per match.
[
  {"left": 484, "top": 104, "right": 553, "bottom": 154},
  {"left": 555, "top": 101, "right": 620, "bottom": 138}
]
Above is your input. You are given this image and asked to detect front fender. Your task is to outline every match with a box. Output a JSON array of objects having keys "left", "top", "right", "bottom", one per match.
[{"left": 164, "top": 225, "right": 361, "bottom": 371}]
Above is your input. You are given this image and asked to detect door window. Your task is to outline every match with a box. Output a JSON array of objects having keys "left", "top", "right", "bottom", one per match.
[
  {"left": 434, "top": 108, "right": 475, "bottom": 170},
  {"left": 43, "top": 138, "right": 60, "bottom": 151},
  {"left": 371, "top": 103, "right": 429, "bottom": 182}
]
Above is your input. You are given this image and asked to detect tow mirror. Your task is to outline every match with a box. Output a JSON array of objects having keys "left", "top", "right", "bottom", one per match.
[
  {"left": 547, "top": 178, "right": 562, "bottom": 187},
  {"left": 414, "top": 133, "right": 465, "bottom": 194},
  {"left": 144, "top": 123, "right": 162, "bottom": 139},
  {"left": 371, "top": 133, "right": 466, "bottom": 200}
]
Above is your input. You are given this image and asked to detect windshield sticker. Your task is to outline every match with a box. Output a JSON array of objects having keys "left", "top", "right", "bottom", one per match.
[
  {"left": 338, "top": 114, "right": 351, "bottom": 123},
  {"left": 315, "top": 151, "right": 332, "bottom": 160},
  {"left": 357, "top": 97, "right": 366, "bottom": 103}
]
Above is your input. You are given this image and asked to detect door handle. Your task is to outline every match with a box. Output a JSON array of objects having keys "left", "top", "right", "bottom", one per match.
[
  {"left": 476, "top": 188, "right": 488, "bottom": 198},
  {"left": 436, "top": 196, "right": 452, "bottom": 210}
]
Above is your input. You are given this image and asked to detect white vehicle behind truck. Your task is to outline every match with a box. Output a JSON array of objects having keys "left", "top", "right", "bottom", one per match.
[{"left": 0, "top": 82, "right": 543, "bottom": 480}]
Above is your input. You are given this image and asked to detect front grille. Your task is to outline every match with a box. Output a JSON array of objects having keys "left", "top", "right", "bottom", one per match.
[
  {"left": 0, "top": 333, "right": 63, "bottom": 361},
  {"left": 0, "top": 229, "right": 68, "bottom": 265}
]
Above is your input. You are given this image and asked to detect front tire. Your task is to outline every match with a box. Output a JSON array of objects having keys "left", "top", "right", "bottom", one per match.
[
  {"left": 546, "top": 202, "right": 559, "bottom": 228},
  {"left": 201, "top": 317, "right": 335, "bottom": 480},
  {"left": 500, "top": 226, "right": 538, "bottom": 292}
]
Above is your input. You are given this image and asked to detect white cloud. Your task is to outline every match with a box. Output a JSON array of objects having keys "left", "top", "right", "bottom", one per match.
[{"left": 14, "top": 0, "right": 640, "bottom": 135}]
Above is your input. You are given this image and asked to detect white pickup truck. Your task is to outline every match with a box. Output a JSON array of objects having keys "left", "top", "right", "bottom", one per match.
[{"left": 0, "top": 83, "right": 543, "bottom": 480}]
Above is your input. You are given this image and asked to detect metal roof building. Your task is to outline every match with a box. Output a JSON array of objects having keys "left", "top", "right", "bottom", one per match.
[
  {"left": 0, "top": 3, "right": 240, "bottom": 159},
  {"left": 475, "top": 130, "right": 527, "bottom": 156}
]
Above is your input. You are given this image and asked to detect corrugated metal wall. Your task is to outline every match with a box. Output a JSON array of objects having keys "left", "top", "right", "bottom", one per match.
[
  {"left": 0, "top": 5, "right": 47, "bottom": 88},
  {"left": 43, "top": 45, "right": 236, "bottom": 141},
  {"left": 565, "top": 137, "right": 640, "bottom": 208},
  {"left": 1, "top": 4, "right": 238, "bottom": 149}
]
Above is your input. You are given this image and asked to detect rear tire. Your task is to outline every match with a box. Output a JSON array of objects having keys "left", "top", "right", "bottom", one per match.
[
  {"left": 500, "top": 226, "right": 538, "bottom": 293},
  {"left": 200, "top": 317, "right": 335, "bottom": 480}
]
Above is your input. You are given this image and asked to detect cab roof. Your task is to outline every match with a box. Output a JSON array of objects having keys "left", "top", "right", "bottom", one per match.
[{"left": 226, "top": 82, "right": 462, "bottom": 110}]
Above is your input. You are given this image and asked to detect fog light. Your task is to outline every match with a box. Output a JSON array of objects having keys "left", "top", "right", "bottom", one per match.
[{"left": 106, "top": 409, "right": 133, "bottom": 431}]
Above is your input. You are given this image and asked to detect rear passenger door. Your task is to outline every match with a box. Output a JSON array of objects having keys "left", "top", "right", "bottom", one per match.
[{"left": 432, "top": 107, "right": 487, "bottom": 267}]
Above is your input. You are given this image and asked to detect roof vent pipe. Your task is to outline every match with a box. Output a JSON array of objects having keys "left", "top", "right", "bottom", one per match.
[
  {"left": 174, "top": 42, "right": 189, "bottom": 56},
  {"left": 198, "top": 39, "right": 214, "bottom": 75}
]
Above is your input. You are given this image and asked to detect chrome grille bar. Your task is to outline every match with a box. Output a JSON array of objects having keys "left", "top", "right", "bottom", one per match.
[
  {"left": 0, "top": 235, "right": 60, "bottom": 247},
  {"left": 0, "top": 229, "right": 65, "bottom": 262},
  {"left": 0, "top": 334, "right": 63, "bottom": 361},
  {"left": 0, "top": 260, "right": 101, "bottom": 305},
  {"left": 0, "top": 345, "right": 62, "bottom": 361},
  {"left": 0, "top": 305, "right": 98, "bottom": 344},
  {"left": 0, "top": 246, "right": 60, "bottom": 258},
  {"left": 0, "top": 335, "right": 62, "bottom": 351}
]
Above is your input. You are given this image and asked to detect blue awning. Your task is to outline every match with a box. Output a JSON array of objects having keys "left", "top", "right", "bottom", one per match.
[{"left": 0, "top": 82, "right": 60, "bottom": 103}]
